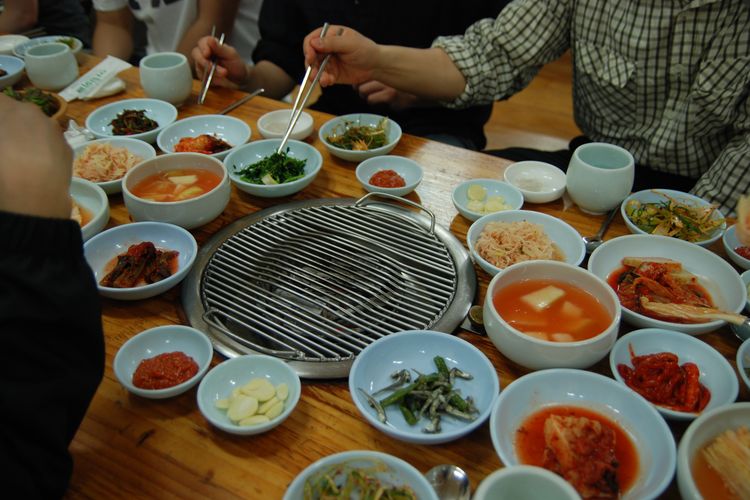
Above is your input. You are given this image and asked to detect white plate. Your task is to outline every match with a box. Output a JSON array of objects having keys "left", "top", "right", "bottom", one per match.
[
  {"left": 70, "top": 177, "right": 109, "bottom": 241},
  {"left": 73, "top": 137, "right": 156, "bottom": 194},
  {"left": 86, "top": 98, "right": 178, "bottom": 144},
  {"left": 156, "top": 114, "right": 251, "bottom": 160}
]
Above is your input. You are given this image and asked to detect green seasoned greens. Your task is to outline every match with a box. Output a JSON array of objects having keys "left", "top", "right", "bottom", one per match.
[
  {"left": 325, "top": 117, "right": 389, "bottom": 151},
  {"left": 303, "top": 460, "right": 417, "bottom": 500},
  {"left": 359, "top": 356, "right": 478, "bottom": 434},
  {"left": 233, "top": 151, "right": 307, "bottom": 185},
  {"left": 3, "top": 87, "right": 60, "bottom": 116}
]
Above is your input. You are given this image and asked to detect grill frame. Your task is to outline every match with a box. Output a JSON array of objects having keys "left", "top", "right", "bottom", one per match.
[{"left": 182, "top": 197, "right": 476, "bottom": 378}]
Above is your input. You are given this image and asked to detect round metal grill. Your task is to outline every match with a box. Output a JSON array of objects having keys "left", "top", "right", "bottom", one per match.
[{"left": 182, "top": 197, "right": 475, "bottom": 378}]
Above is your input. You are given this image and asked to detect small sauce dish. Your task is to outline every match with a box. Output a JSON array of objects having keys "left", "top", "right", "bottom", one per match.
[
  {"left": 257, "top": 109, "right": 314, "bottom": 141},
  {"left": 504, "top": 161, "right": 566, "bottom": 204}
]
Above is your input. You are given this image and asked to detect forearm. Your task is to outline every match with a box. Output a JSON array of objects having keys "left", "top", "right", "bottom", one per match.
[
  {"left": 244, "top": 60, "right": 296, "bottom": 100},
  {"left": 0, "top": 0, "right": 38, "bottom": 33},
  {"left": 180, "top": 0, "right": 239, "bottom": 68},
  {"left": 372, "top": 46, "right": 467, "bottom": 101},
  {"left": 92, "top": 18, "right": 134, "bottom": 60}
]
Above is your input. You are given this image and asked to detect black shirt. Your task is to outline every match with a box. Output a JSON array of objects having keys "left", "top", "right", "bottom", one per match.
[
  {"left": 253, "top": 0, "right": 509, "bottom": 149},
  {"left": 38, "top": 0, "right": 93, "bottom": 48}
]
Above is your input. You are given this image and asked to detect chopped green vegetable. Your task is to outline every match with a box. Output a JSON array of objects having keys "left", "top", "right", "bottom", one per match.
[
  {"left": 624, "top": 191, "right": 724, "bottom": 242},
  {"left": 233, "top": 151, "right": 307, "bottom": 185},
  {"left": 57, "top": 37, "right": 76, "bottom": 49},
  {"left": 325, "top": 117, "right": 389, "bottom": 151},
  {"left": 303, "top": 460, "right": 417, "bottom": 500},
  {"left": 3, "top": 87, "right": 60, "bottom": 116}
]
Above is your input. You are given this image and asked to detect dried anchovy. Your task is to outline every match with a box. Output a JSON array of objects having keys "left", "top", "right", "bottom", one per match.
[{"left": 358, "top": 388, "right": 387, "bottom": 423}]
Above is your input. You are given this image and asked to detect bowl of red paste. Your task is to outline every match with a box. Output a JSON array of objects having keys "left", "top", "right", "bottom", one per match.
[
  {"left": 355, "top": 155, "right": 423, "bottom": 197},
  {"left": 114, "top": 324, "right": 214, "bottom": 399}
]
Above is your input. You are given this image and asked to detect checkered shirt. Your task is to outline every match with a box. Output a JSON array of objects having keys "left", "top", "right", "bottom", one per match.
[{"left": 433, "top": 0, "right": 750, "bottom": 214}]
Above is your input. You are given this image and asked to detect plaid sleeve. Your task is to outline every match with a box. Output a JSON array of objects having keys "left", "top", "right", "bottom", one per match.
[
  {"left": 691, "top": 94, "right": 750, "bottom": 216},
  {"left": 432, "top": 0, "right": 572, "bottom": 108}
]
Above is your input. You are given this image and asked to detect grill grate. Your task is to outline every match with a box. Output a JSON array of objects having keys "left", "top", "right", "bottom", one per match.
[{"left": 183, "top": 198, "right": 475, "bottom": 378}]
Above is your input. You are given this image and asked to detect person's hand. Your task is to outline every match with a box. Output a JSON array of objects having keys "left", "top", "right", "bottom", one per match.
[
  {"left": 0, "top": 95, "right": 72, "bottom": 218},
  {"left": 303, "top": 26, "right": 379, "bottom": 87},
  {"left": 354, "top": 80, "right": 418, "bottom": 111},
  {"left": 192, "top": 36, "right": 248, "bottom": 89}
]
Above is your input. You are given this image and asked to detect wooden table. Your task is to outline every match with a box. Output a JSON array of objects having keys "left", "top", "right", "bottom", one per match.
[{"left": 61, "top": 58, "right": 748, "bottom": 499}]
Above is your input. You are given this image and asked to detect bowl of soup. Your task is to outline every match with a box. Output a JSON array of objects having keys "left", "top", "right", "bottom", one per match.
[
  {"left": 677, "top": 402, "right": 750, "bottom": 500},
  {"left": 122, "top": 152, "right": 231, "bottom": 229},
  {"left": 483, "top": 260, "right": 621, "bottom": 370}
]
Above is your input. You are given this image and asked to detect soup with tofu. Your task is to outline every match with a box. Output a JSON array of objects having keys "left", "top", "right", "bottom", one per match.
[
  {"left": 492, "top": 279, "right": 612, "bottom": 342},
  {"left": 130, "top": 168, "right": 221, "bottom": 202}
]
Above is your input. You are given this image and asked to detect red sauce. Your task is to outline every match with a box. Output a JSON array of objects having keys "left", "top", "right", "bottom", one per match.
[
  {"left": 369, "top": 169, "right": 406, "bottom": 188},
  {"left": 132, "top": 351, "right": 199, "bottom": 390},
  {"left": 516, "top": 405, "right": 639, "bottom": 497},
  {"left": 736, "top": 246, "right": 750, "bottom": 259}
]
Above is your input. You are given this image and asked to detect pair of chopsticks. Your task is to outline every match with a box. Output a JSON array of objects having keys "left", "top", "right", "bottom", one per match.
[
  {"left": 276, "top": 23, "right": 341, "bottom": 154},
  {"left": 198, "top": 26, "right": 225, "bottom": 105}
]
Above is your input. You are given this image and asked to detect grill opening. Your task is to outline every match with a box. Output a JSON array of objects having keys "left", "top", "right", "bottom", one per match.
[{"left": 183, "top": 199, "right": 475, "bottom": 378}]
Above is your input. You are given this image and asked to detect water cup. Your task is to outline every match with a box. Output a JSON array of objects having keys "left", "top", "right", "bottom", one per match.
[
  {"left": 566, "top": 142, "right": 635, "bottom": 214},
  {"left": 139, "top": 52, "right": 193, "bottom": 106},
  {"left": 24, "top": 42, "right": 78, "bottom": 91}
]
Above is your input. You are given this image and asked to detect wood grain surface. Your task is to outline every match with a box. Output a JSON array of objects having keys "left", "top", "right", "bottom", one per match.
[{"left": 59, "top": 57, "right": 748, "bottom": 499}]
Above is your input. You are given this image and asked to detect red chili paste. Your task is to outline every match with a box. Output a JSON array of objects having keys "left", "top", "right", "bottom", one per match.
[
  {"left": 736, "top": 246, "right": 750, "bottom": 259},
  {"left": 369, "top": 169, "right": 406, "bottom": 188},
  {"left": 132, "top": 351, "right": 199, "bottom": 390}
]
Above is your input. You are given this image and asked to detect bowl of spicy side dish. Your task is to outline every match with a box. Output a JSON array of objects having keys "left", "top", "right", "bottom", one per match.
[
  {"left": 588, "top": 234, "right": 747, "bottom": 335},
  {"left": 114, "top": 325, "right": 213, "bottom": 399},
  {"left": 83, "top": 221, "right": 198, "bottom": 300},
  {"left": 621, "top": 189, "right": 726, "bottom": 247},
  {"left": 610, "top": 328, "right": 738, "bottom": 422},
  {"left": 355, "top": 155, "right": 423, "bottom": 197},
  {"left": 722, "top": 224, "right": 750, "bottom": 271},
  {"left": 319, "top": 113, "right": 402, "bottom": 162},
  {"left": 490, "top": 369, "right": 677, "bottom": 500},
  {"left": 86, "top": 98, "right": 178, "bottom": 144},
  {"left": 156, "top": 114, "right": 251, "bottom": 160}
]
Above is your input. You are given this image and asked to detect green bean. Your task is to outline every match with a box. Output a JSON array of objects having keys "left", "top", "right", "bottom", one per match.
[
  {"left": 399, "top": 404, "right": 418, "bottom": 425},
  {"left": 434, "top": 356, "right": 450, "bottom": 378},
  {"left": 449, "top": 392, "right": 469, "bottom": 412}
]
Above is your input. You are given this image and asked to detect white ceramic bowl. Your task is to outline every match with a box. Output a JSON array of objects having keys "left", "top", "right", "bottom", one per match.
[
  {"left": 86, "top": 98, "right": 178, "bottom": 144},
  {"left": 737, "top": 338, "right": 750, "bottom": 392},
  {"left": 0, "top": 55, "right": 25, "bottom": 87},
  {"left": 283, "top": 450, "right": 438, "bottom": 500},
  {"left": 113, "top": 325, "right": 213, "bottom": 399},
  {"left": 319, "top": 113, "right": 402, "bottom": 162},
  {"left": 349, "top": 330, "right": 499, "bottom": 445},
  {"left": 451, "top": 179, "right": 524, "bottom": 222},
  {"left": 72, "top": 137, "right": 157, "bottom": 194},
  {"left": 467, "top": 209, "right": 585, "bottom": 276},
  {"left": 621, "top": 189, "right": 726, "bottom": 247},
  {"left": 196, "top": 354, "right": 301, "bottom": 436},
  {"left": 0, "top": 35, "right": 29, "bottom": 56},
  {"left": 84, "top": 221, "right": 197, "bottom": 300},
  {"left": 14, "top": 35, "right": 84, "bottom": 63},
  {"left": 355, "top": 155, "right": 423, "bottom": 197},
  {"left": 483, "top": 260, "right": 621, "bottom": 370},
  {"left": 70, "top": 177, "right": 109, "bottom": 241},
  {"left": 224, "top": 139, "right": 322, "bottom": 198},
  {"left": 156, "top": 114, "right": 251, "bottom": 160},
  {"left": 587, "top": 234, "right": 746, "bottom": 335},
  {"left": 676, "top": 402, "right": 750, "bottom": 500},
  {"left": 491, "top": 369, "right": 676, "bottom": 500},
  {"left": 474, "top": 466, "right": 580, "bottom": 500},
  {"left": 257, "top": 109, "right": 314, "bottom": 141},
  {"left": 723, "top": 224, "right": 750, "bottom": 270},
  {"left": 122, "top": 153, "right": 231, "bottom": 229},
  {"left": 610, "top": 328, "right": 738, "bottom": 421},
  {"left": 503, "top": 161, "right": 566, "bottom": 204}
]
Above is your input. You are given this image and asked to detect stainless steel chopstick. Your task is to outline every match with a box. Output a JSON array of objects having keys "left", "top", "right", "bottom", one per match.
[
  {"left": 276, "top": 23, "right": 340, "bottom": 154},
  {"left": 219, "top": 88, "right": 265, "bottom": 115},
  {"left": 198, "top": 29, "right": 225, "bottom": 105}
]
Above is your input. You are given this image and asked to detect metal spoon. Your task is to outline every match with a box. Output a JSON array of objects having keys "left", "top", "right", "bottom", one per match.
[
  {"left": 582, "top": 207, "right": 619, "bottom": 254},
  {"left": 425, "top": 464, "right": 471, "bottom": 500},
  {"left": 730, "top": 319, "right": 750, "bottom": 342}
]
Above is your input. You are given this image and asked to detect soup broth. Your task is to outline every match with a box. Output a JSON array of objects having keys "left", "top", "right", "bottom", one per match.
[
  {"left": 516, "top": 405, "right": 639, "bottom": 498},
  {"left": 130, "top": 168, "right": 221, "bottom": 202},
  {"left": 492, "top": 278, "right": 611, "bottom": 342}
]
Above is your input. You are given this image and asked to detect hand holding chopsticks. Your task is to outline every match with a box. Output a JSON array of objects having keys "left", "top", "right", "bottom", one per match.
[
  {"left": 198, "top": 26, "right": 226, "bottom": 105},
  {"left": 276, "top": 23, "right": 342, "bottom": 154}
]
